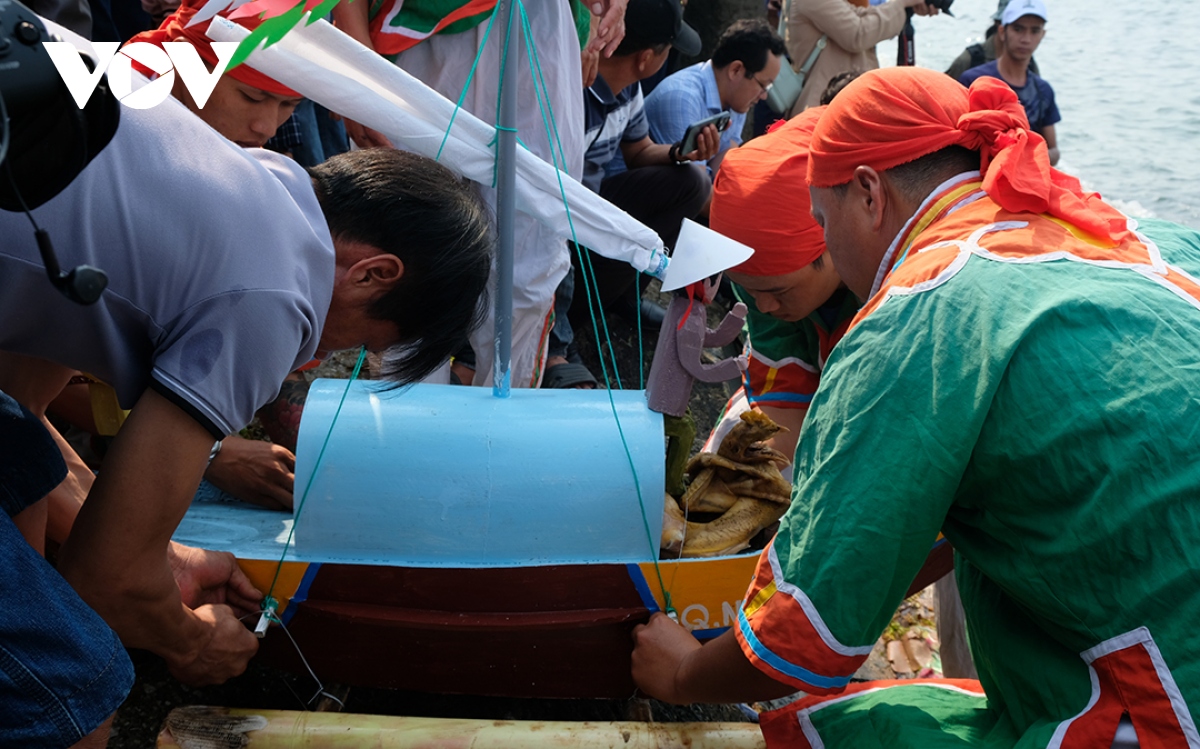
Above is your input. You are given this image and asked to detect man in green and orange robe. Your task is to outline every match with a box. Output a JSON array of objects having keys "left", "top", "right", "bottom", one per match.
[{"left": 631, "top": 66, "right": 1200, "bottom": 747}]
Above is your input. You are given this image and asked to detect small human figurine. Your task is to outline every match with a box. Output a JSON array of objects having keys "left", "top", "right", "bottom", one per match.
[
  {"left": 647, "top": 273, "right": 748, "bottom": 417},
  {"left": 647, "top": 273, "right": 748, "bottom": 496}
]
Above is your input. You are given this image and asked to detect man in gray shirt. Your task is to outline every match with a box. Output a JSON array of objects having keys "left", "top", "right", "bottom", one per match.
[{"left": 0, "top": 83, "right": 491, "bottom": 745}]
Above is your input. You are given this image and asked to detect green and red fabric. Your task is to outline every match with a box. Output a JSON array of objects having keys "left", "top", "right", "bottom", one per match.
[
  {"left": 128, "top": 0, "right": 300, "bottom": 96},
  {"left": 738, "top": 174, "right": 1200, "bottom": 747},
  {"left": 367, "top": 0, "right": 590, "bottom": 57},
  {"left": 732, "top": 288, "right": 857, "bottom": 412},
  {"left": 367, "top": 0, "right": 496, "bottom": 56}
]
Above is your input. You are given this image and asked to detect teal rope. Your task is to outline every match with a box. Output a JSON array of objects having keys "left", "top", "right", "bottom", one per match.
[
  {"left": 265, "top": 347, "right": 368, "bottom": 603},
  {"left": 516, "top": 1, "right": 673, "bottom": 613},
  {"left": 435, "top": 1, "right": 503, "bottom": 162}
]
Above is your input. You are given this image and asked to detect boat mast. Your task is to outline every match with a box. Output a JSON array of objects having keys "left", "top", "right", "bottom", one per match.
[{"left": 492, "top": 0, "right": 520, "bottom": 398}]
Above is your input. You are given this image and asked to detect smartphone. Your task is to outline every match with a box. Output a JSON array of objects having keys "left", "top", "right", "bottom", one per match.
[{"left": 679, "top": 110, "right": 732, "bottom": 155}]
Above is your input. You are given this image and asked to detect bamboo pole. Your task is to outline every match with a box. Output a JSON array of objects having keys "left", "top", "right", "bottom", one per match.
[{"left": 156, "top": 706, "right": 766, "bottom": 749}]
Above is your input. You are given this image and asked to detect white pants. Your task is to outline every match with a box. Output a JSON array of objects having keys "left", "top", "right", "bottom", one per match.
[{"left": 393, "top": 1, "right": 584, "bottom": 388}]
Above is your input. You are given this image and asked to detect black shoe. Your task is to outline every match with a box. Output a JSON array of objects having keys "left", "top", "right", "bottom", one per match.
[{"left": 615, "top": 296, "right": 667, "bottom": 330}]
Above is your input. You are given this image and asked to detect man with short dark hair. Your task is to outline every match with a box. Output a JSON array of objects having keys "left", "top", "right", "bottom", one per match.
[
  {"left": 645, "top": 18, "right": 786, "bottom": 176},
  {"left": 959, "top": 0, "right": 1059, "bottom": 164},
  {"left": 0, "top": 54, "right": 492, "bottom": 744},
  {"left": 631, "top": 66, "right": 1200, "bottom": 747}
]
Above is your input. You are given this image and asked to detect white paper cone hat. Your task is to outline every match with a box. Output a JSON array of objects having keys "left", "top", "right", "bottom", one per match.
[{"left": 659, "top": 218, "right": 755, "bottom": 292}]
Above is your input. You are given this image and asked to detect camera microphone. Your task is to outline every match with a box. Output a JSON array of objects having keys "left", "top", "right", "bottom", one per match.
[
  {"left": 0, "top": 3, "right": 120, "bottom": 306},
  {"left": 34, "top": 228, "right": 108, "bottom": 305}
]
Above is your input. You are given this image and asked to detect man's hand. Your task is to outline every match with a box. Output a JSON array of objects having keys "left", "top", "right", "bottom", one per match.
[
  {"left": 683, "top": 124, "right": 721, "bottom": 163},
  {"left": 581, "top": 46, "right": 600, "bottom": 87},
  {"left": 910, "top": 0, "right": 940, "bottom": 15},
  {"left": 206, "top": 435, "right": 295, "bottom": 511},
  {"left": 165, "top": 604, "right": 260, "bottom": 687},
  {"left": 586, "top": 0, "right": 628, "bottom": 58},
  {"left": 632, "top": 613, "right": 799, "bottom": 704},
  {"left": 53, "top": 388, "right": 265, "bottom": 688},
  {"left": 341, "top": 117, "right": 393, "bottom": 149},
  {"left": 169, "top": 542, "right": 262, "bottom": 617},
  {"left": 631, "top": 612, "right": 703, "bottom": 704}
]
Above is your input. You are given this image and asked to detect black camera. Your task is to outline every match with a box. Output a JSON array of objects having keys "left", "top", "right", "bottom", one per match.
[
  {"left": 0, "top": 0, "right": 118, "bottom": 303},
  {"left": 924, "top": 0, "right": 954, "bottom": 15},
  {"left": 0, "top": 0, "right": 120, "bottom": 209}
]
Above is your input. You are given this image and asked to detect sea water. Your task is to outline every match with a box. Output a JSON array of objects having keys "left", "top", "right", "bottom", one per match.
[{"left": 879, "top": 0, "right": 1200, "bottom": 229}]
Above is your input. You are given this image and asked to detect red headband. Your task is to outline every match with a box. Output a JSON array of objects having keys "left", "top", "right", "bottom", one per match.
[
  {"left": 710, "top": 107, "right": 827, "bottom": 277},
  {"left": 127, "top": 1, "right": 301, "bottom": 98},
  {"left": 807, "top": 68, "right": 1129, "bottom": 244}
]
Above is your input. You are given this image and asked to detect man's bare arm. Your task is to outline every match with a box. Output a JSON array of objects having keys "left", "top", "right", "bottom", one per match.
[
  {"left": 329, "top": 1, "right": 393, "bottom": 148},
  {"left": 632, "top": 613, "right": 797, "bottom": 704},
  {"left": 1040, "top": 124, "right": 1060, "bottom": 166},
  {"left": 56, "top": 388, "right": 259, "bottom": 685},
  {"left": 757, "top": 403, "right": 806, "bottom": 473}
]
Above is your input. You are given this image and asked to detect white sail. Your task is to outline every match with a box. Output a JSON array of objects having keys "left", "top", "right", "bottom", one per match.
[{"left": 207, "top": 16, "right": 666, "bottom": 273}]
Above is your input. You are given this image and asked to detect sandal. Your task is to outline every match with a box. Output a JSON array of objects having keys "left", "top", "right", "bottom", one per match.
[{"left": 542, "top": 361, "right": 598, "bottom": 389}]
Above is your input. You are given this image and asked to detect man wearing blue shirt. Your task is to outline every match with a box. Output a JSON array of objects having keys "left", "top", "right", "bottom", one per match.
[
  {"left": 645, "top": 19, "right": 786, "bottom": 178},
  {"left": 959, "top": 0, "right": 1060, "bottom": 165}
]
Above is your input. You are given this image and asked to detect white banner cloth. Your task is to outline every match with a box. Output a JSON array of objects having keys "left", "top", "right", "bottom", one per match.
[{"left": 208, "top": 16, "right": 665, "bottom": 272}]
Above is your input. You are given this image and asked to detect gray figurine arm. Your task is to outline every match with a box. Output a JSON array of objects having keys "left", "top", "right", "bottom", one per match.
[
  {"left": 703, "top": 304, "right": 747, "bottom": 348},
  {"left": 675, "top": 328, "right": 746, "bottom": 383}
]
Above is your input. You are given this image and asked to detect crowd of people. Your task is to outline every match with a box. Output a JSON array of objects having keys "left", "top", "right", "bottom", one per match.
[{"left": 2, "top": 0, "right": 1196, "bottom": 746}]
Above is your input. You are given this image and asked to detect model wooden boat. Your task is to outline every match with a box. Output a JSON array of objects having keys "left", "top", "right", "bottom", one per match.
[
  {"left": 174, "top": 380, "right": 768, "bottom": 698},
  {"left": 175, "top": 378, "right": 951, "bottom": 698}
]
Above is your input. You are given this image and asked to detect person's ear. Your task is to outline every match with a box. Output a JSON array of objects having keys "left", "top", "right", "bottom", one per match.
[
  {"left": 348, "top": 254, "right": 405, "bottom": 292},
  {"left": 636, "top": 48, "right": 656, "bottom": 75},
  {"left": 847, "top": 166, "right": 884, "bottom": 232},
  {"left": 728, "top": 60, "right": 745, "bottom": 80}
]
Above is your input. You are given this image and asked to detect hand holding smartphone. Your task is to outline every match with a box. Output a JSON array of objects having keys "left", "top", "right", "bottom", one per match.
[{"left": 679, "top": 110, "right": 732, "bottom": 156}]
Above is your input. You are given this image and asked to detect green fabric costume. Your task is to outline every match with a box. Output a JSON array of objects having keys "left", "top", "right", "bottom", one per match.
[
  {"left": 738, "top": 176, "right": 1200, "bottom": 747},
  {"left": 730, "top": 286, "right": 859, "bottom": 412}
]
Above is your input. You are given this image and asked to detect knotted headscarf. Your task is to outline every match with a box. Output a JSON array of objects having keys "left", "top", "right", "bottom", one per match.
[
  {"left": 710, "top": 107, "right": 828, "bottom": 277},
  {"left": 128, "top": 0, "right": 300, "bottom": 98},
  {"left": 807, "top": 67, "right": 1129, "bottom": 244}
]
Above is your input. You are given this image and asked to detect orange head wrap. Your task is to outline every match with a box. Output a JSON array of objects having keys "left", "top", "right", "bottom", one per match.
[
  {"left": 127, "top": 0, "right": 300, "bottom": 98},
  {"left": 710, "top": 106, "right": 828, "bottom": 278},
  {"left": 807, "top": 67, "right": 1130, "bottom": 244}
]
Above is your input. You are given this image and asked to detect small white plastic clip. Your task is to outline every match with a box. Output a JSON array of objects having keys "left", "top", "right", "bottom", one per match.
[{"left": 255, "top": 601, "right": 276, "bottom": 639}]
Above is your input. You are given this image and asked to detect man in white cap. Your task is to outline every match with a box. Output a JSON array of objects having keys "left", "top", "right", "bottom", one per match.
[
  {"left": 944, "top": 0, "right": 1040, "bottom": 80},
  {"left": 959, "top": 0, "right": 1060, "bottom": 164}
]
